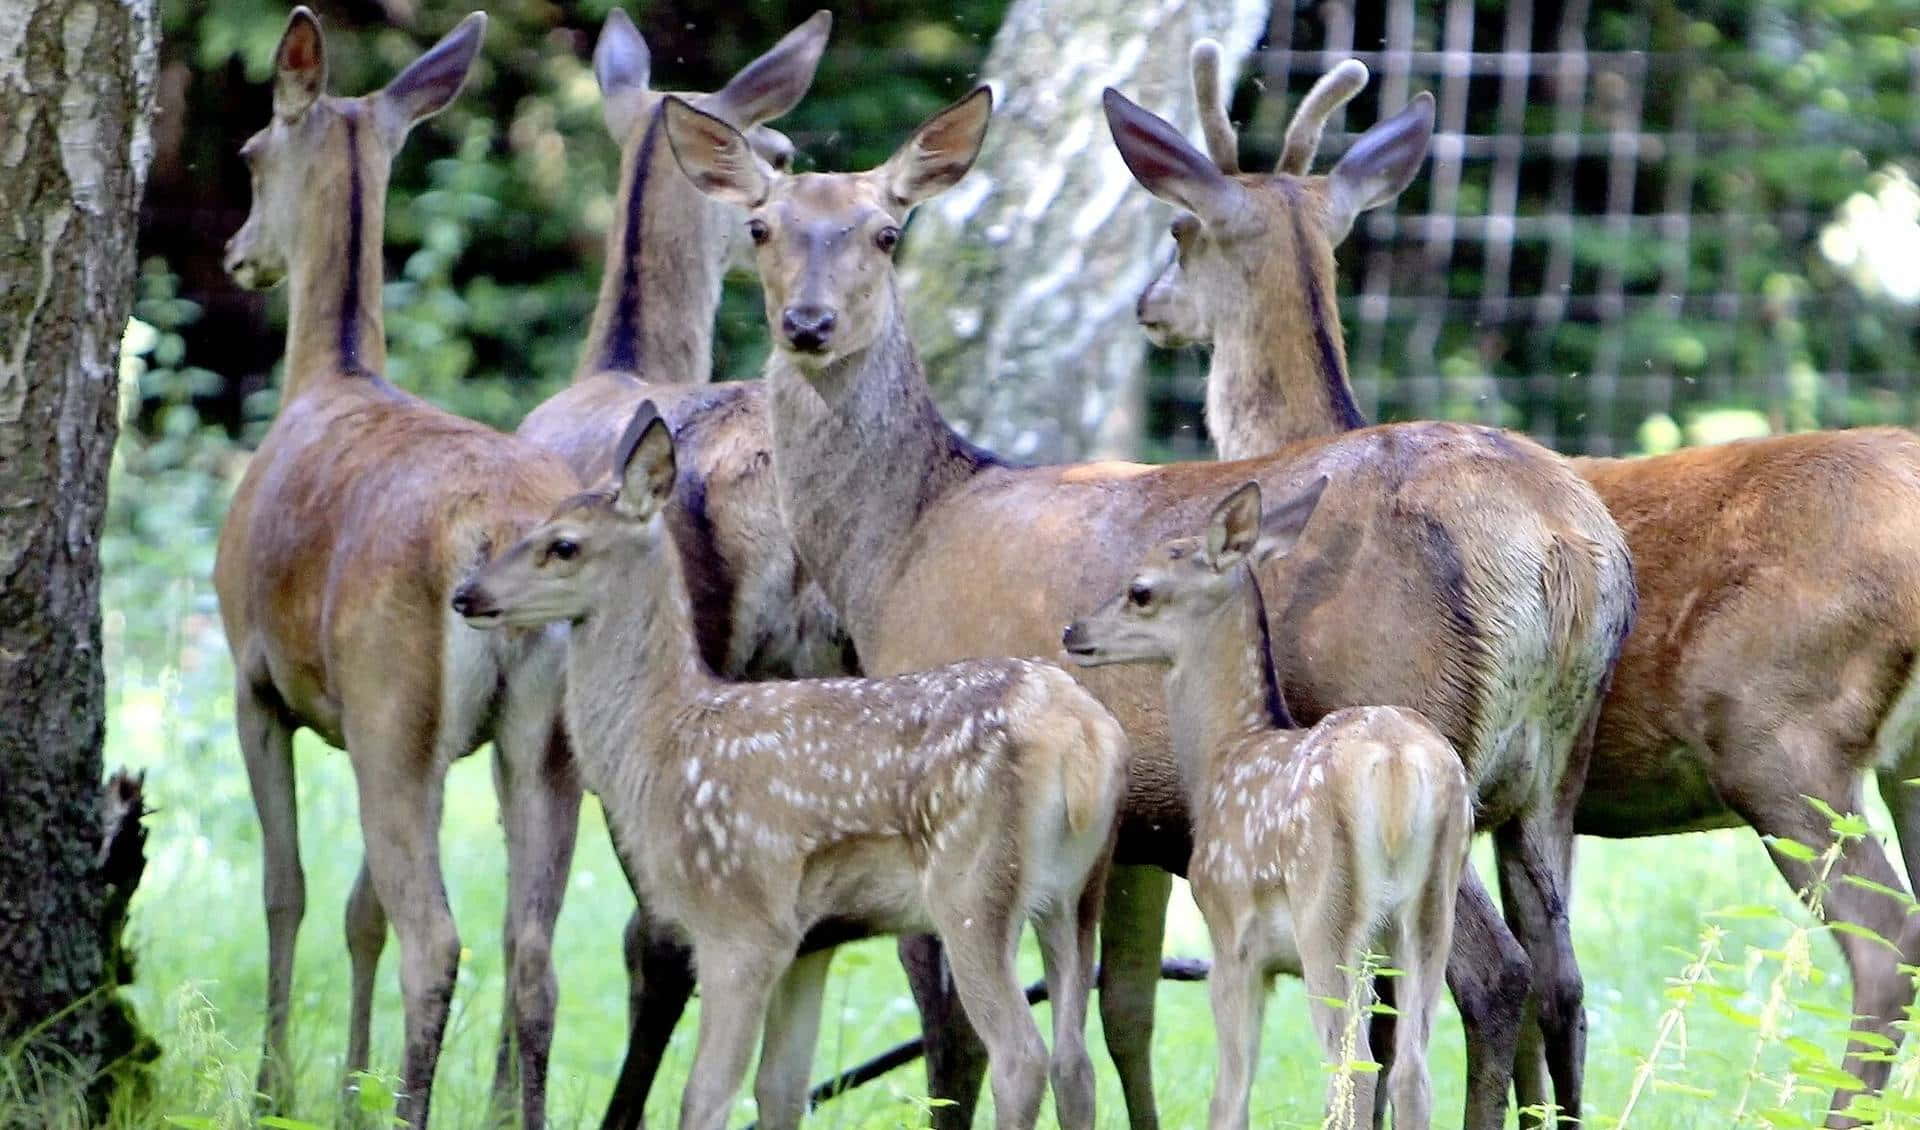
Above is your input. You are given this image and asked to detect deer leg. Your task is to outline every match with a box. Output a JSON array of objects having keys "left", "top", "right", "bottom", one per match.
[
  {"left": 1506, "top": 692, "right": 1603, "bottom": 1129},
  {"left": 351, "top": 743, "right": 460, "bottom": 1130},
  {"left": 900, "top": 933, "right": 989, "bottom": 1130},
  {"left": 603, "top": 903, "right": 695, "bottom": 1130},
  {"left": 1299, "top": 915, "right": 1378, "bottom": 1130},
  {"left": 1494, "top": 817, "right": 1583, "bottom": 1129},
  {"left": 932, "top": 894, "right": 1048, "bottom": 1130},
  {"left": 344, "top": 860, "right": 388, "bottom": 1091},
  {"left": 1367, "top": 975, "right": 1396, "bottom": 1130},
  {"left": 1445, "top": 866, "right": 1530, "bottom": 1130},
  {"left": 1034, "top": 848, "right": 1106, "bottom": 1130},
  {"left": 1723, "top": 729, "right": 1918, "bottom": 1129},
  {"left": 679, "top": 939, "right": 786, "bottom": 1130},
  {"left": 1201, "top": 934, "right": 1266, "bottom": 1130},
  {"left": 238, "top": 676, "right": 303, "bottom": 1110},
  {"left": 490, "top": 711, "right": 583, "bottom": 1130},
  {"left": 753, "top": 948, "right": 833, "bottom": 1130},
  {"left": 1383, "top": 870, "right": 1459, "bottom": 1130},
  {"left": 1099, "top": 864, "right": 1172, "bottom": 1130}
]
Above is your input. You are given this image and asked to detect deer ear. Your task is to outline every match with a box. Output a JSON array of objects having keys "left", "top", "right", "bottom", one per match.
[
  {"left": 594, "top": 9, "right": 652, "bottom": 140},
  {"left": 273, "top": 7, "right": 327, "bottom": 122},
  {"left": 878, "top": 85, "right": 992, "bottom": 214},
  {"left": 665, "top": 97, "right": 771, "bottom": 209},
  {"left": 614, "top": 402, "right": 676, "bottom": 517},
  {"left": 1254, "top": 475, "right": 1330, "bottom": 563},
  {"left": 1324, "top": 92, "right": 1433, "bottom": 243},
  {"left": 376, "top": 12, "right": 487, "bottom": 142},
  {"left": 1103, "top": 87, "right": 1246, "bottom": 228},
  {"left": 1205, "top": 482, "right": 1263, "bottom": 571},
  {"left": 707, "top": 10, "right": 831, "bottom": 128},
  {"left": 747, "top": 124, "right": 796, "bottom": 173}
]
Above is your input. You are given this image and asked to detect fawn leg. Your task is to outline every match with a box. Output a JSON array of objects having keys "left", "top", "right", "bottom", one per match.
[
  {"left": 678, "top": 940, "right": 785, "bottom": 1130},
  {"left": 753, "top": 948, "right": 833, "bottom": 1130}
]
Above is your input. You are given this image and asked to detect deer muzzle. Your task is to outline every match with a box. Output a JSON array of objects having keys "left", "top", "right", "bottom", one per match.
[
  {"left": 450, "top": 581, "right": 502, "bottom": 627},
  {"left": 780, "top": 304, "right": 837, "bottom": 353}
]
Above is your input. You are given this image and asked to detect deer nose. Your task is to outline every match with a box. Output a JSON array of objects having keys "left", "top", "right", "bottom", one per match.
[
  {"left": 1061, "top": 621, "right": 1093, "bottom": 656},
  {"left": 781, "top": 305, "right": 837, "bottom": 353},
  {"left": 451, "top": 583, "right": 495, "bottom": 621}
]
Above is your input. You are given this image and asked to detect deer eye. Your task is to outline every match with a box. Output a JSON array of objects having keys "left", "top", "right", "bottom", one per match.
[
  {"left": 549, "top": 539, "right": 579, "bottom": 562},
  {"left": 874, "top": 226, "right": 901, "bottom": 253},
  {"left": 1170, "top": 215, "right": 1199, "bottom": 244},
  {"left": 747, "top": 219, "right": 769, "bottom": 245},
  {"left": 1127, "top": 582, "right": 1153, "bottom": 609}
]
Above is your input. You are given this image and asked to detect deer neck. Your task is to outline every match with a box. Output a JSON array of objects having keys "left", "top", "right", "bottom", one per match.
[
  {"left": 284, "top": 108, "right": 390, "bottom": 398},
  {"left": 1164, "top": 567, "right": 1295, "bottom": 806},
  {"left": 576, "top": 107, "right": 723, "bottom": 383},
  {"left": 1205, "top": 187, "right": 1363, "bottom": 461},
  {"left": 767, "top": 291, "right": 995, "bottom": 646},
  {"left": 564, "top": 528, "right": 716, "bottom": 783}
]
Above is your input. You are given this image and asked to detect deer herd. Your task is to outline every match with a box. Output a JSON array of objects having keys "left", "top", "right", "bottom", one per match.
[{"left": 208, "top": 7, "right": 1920, "bottom": 1130}]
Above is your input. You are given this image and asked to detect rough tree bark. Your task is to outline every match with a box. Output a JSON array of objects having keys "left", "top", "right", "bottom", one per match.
[
  {"left": 898, "top": 0, "right": 1269, "bottom": 461},
  {"left": 0, "top": 0, "right": 158, "bottom": 1116}
]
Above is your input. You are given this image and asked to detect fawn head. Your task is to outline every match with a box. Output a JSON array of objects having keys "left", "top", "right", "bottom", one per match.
[
  {"left": 663, "top": 85, "right": 993, "bottom": 366},
  {"left": 593, "top": 8, "right": 829, "bottom": 267},
  {"left": 224, "top": 7, "right": 487, "bottom": 289},
  {"left": 1104, "top": 45, "right": 1433, "bottom": 347},
  {"left": 1062, "top": 476, "right": 1328, "bottom": 666},
  {"left": 453, "top": 402, "right": 677, "bottom": 628}
]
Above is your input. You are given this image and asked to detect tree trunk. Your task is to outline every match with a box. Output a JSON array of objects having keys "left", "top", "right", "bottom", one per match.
[
  {"left": 0, "top": 0, "right": 158, "bottom": 1117},
  {"left": 899, "top": 0, "right": 1269, "bottom": 461}
]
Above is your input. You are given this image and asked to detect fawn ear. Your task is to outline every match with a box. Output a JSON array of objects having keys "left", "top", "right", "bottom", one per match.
[
  {"left": 375, "top": 12, "right": 487, "bottom": 145},
  {"left": 1104, "top": 86, "right": 1247, "bottom": 229},
  {"left": 876, "top": 85, "right": 992, "bottom": 216},
  {"left": 273, "top": 8, "right": 327, "bottom": 123},
  {"left": 1323, "top": 92, "right": 1433, "bottom": 243},
  {"left": 1254, "top": 475, "right": 1330, "bottom": 563},
  {"left": 1205, "top": 482, "right": 1263, "bottom": 571},
  {"left": 665, "top": 97, "right": 771, "bottom": 209},
  {"left": 614, "top": 401, "right": 676, "bottom": 518},
  {"left": 707, "top": 10, "right": 831, "bottom": 127},
  {"left": 594, "top": 8, "right": 652, "bottom": 140}
]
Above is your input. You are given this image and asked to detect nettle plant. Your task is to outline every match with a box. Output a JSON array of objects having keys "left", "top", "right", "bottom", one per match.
[{"left": 1601, "top": 799, "right": 1920, "bottom": 1129}]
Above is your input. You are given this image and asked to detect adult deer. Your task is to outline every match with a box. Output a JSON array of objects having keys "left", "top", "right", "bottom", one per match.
[
  {"left": 1132, "top": 43, "right": 1920, "bottom": 1127},
  {"left": 1065, "top": 478, "right": 1473, "bottom": 1130},
  {"left": 216, "top": 10, "right": 583, "bottom": 1126},
  {"left": 454, "top": 403, "right": 1128, "bottom": 1130},
  {"left": 518, "top": 7, "right": 828, "bottom": 484},
  {"left": 665, "top": 86, "right": 1635, "bottom": 1130},
  {"left": 510, "top": 12, "right": 849, "bottom": 1127}
]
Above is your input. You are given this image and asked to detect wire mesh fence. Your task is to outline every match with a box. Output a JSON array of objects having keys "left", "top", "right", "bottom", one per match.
[{"left": 1147, "top": 0, "right": 1920, "bottom": 458}]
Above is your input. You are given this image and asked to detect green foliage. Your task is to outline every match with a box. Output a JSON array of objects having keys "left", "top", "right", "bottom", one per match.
[{"left": 1596, "top": 806, "right": 1920, "bottom": 1129}]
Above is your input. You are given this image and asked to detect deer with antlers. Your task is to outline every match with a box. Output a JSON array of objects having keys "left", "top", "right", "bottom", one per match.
[
  {"left": 664, "top": 84, "right": 1634, "bottom": 1130},
  {"left": 1065, "top": 477, "right": 1473, "bottom": 1130},
  {"left": 453, "top": 402, "right": 1128, "bottom": 1130},
  {"left": 510, "top": 14, "right": 852, "bottom": 1125},
  {"left": 1130, "top": 43, "right": 1920, "bottom": 1127},
  {"left": 215, "top": 10, "right": 586, "bottom": 1126}
]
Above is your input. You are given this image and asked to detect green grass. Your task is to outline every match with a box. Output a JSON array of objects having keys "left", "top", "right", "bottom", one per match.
[{"left": 84, "top": 559, "right": 1920, "bottom": 1128}]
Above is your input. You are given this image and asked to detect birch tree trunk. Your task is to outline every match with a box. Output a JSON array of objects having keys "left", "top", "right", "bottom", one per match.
[
  {"left": 0, "top": 0, "right": 158, "bottom": 1114},
  {"left": 898, "top": 0, "right": 1269, "bottom": 461}
]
